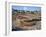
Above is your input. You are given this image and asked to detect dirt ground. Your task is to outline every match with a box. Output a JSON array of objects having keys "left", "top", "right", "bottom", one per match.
[{"left": 12, "top": 13, "right": 41, "bottom": 31}]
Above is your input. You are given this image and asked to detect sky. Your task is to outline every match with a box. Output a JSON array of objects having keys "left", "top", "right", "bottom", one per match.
[{"left": 12, "top": 6, "right": 41, "bottom": 11}]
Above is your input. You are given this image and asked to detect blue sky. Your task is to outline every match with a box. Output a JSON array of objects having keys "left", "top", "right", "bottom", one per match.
[{"left": 12, "top": 6, "right": 41, "bottom": 11}]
